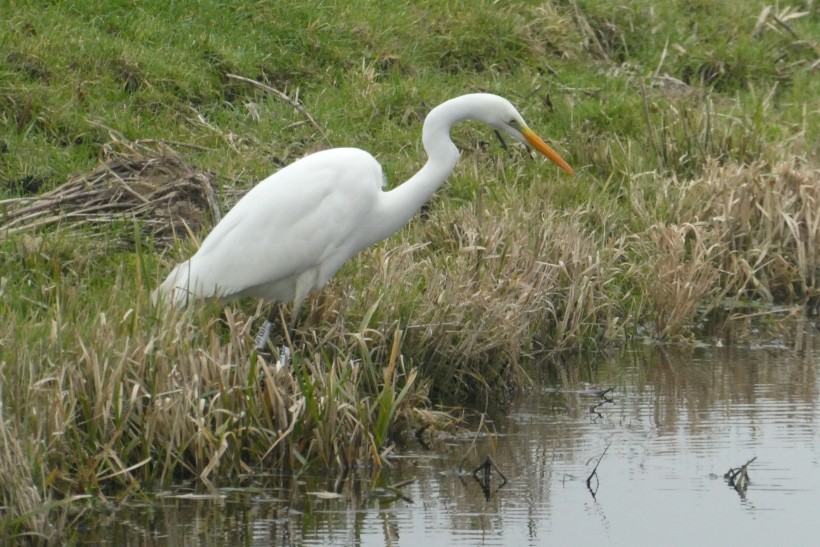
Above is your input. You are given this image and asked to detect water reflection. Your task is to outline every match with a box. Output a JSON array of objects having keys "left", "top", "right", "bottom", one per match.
[{"left": 79, "top": 323, "right": 820, "bottom": 546}]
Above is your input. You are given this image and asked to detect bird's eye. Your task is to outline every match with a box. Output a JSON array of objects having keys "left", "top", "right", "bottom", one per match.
[{"left": 508, "top": 119, "right": 518, "bottom": 126}]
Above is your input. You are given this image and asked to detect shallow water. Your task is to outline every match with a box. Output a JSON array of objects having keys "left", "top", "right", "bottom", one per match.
[{"left": 79, "top": 324, "right": 820, "bottom": 546}]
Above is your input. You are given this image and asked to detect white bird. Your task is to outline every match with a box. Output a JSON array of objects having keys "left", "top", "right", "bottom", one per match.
[{"left": 157, "top": 93, "right": 574, "bottom": 355}]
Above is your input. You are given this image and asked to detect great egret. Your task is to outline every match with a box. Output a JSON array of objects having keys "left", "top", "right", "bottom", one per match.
[{"left": 157, "top": 93, "right": 573, "bottom": 354}]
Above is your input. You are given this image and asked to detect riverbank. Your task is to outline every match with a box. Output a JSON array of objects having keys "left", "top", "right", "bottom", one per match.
[{"left": 1, "top": 1, "right": 817, "bottom": 541}]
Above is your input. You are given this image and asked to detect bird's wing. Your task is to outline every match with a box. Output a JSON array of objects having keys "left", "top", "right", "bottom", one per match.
[{"left": 182, "top": 148, "right": 384, "bottom": 300}]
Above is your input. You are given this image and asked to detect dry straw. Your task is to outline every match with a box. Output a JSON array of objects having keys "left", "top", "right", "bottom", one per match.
[{"left": 0, "top": 139, "right": 220, "bottom": 249}]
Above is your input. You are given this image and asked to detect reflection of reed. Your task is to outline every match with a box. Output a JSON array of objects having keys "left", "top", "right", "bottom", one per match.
[{"left": 639, "top": 326, "right": 818, "bottom": 435}]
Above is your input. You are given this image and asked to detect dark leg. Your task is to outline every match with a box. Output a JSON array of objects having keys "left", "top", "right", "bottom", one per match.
[
  {"left": 254, "top": 303, "right": 282, "bottom": 351},
  {"left": 254, "top": 303, "right": 292, "bottom": 367}
]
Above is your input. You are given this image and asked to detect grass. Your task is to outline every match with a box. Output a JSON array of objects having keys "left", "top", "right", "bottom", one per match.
[{"left": 1, "top": 0, "right": 818, "bottom": 541}]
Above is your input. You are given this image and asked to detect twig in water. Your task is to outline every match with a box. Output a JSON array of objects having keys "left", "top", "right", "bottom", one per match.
[
  {"left": 725, "top": 457, "right": 756, "bottom": 499},
  {"left": 472, "top": 456, "right": 508, "bottom": 500},
  {"left": 596, "top": 387, "right": 615, "bottom": 399},
  {"left": 589, "top": 388, "right": 615, "bottom": 419},
  {"left": 586, "top": 441, "right": 612, "bottom": 499}
]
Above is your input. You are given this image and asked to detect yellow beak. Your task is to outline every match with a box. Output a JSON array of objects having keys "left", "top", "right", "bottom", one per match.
[{"left": 521, "top": 127, "right": 574, "bottom": 176}]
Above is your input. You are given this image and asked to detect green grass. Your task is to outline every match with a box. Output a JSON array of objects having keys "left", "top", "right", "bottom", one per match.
[{"left": 1, "top": 0, "right": 819, "bottom": 540}]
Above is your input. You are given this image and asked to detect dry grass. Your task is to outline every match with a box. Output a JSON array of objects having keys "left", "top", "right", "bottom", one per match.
[
  {"left": 0, "top": 294, "right": 437, "bottom": 540},
  {"left": 624, "top": 158, "right": 820, "bottom": 338},
  {"left": 636, "top": 222, "right": 723, "bottom": 339},
  {"left": 54, "top": 308, "right": 429, "bottom": 479},
  {"left": 678, "top": 160, "right": 820, "bottom": 304},
  {"left": 0, "top": 140, "right": 220, "bottom": 250},
  {"left": 0, "top": 402, "right": 55, "bottom": 541}
]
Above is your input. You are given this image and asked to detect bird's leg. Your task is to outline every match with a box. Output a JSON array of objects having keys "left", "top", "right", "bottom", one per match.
[
  {"left": 253, "top": 314, "right": 274, "bottom": 351},
  {"left": 254, "top": 303, "right": 292, "bottom": 368},
  {"left": 254, "top": 303, "right": 282, "bottom": 351}
]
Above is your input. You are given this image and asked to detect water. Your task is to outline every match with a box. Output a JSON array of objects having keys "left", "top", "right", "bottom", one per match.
[{"left": 79, "top": 325, "right": 820, "bottom": 546}]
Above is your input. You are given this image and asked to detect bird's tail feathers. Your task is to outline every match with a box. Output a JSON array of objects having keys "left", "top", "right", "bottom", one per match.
[{"left": 153, "top": 261, "right": 196, "bottom": 308}]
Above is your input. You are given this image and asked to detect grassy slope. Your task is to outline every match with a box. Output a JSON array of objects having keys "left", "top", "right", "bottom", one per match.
[{"left": 0, "top": 0, "right": 818, "bottom": 540}]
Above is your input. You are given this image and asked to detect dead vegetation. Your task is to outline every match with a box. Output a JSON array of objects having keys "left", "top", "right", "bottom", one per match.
[
  {"left": 1, "top": 294, "right": 441, "bottom": 541},
  {"left": 0, "top": 140, "right": 220, "bottom": 249},
  {"left": 638, "top": 222, "right": 723, "bottom": 339},
  {"left": 0, "top": 408, "right": 55, "bottom": 541},
  {"left": 678, "top": 160, "right": 820, "bottom": 305},
  {"left": 628, "top": 158, "right": 820, "bottom": 338}
]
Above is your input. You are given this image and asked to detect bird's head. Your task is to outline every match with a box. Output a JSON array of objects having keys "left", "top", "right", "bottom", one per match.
[{"left": 475, "top": 94, "right": 575, "bottom": 176}]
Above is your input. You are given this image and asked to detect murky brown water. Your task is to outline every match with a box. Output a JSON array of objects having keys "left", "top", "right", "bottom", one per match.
[{"left": 79, "top": 323, "right": 819, "bottom": 546}]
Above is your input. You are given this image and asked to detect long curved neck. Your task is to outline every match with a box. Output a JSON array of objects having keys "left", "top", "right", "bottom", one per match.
[{"left": 369, "top": 96, "right": 478, "bottom": 243}]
